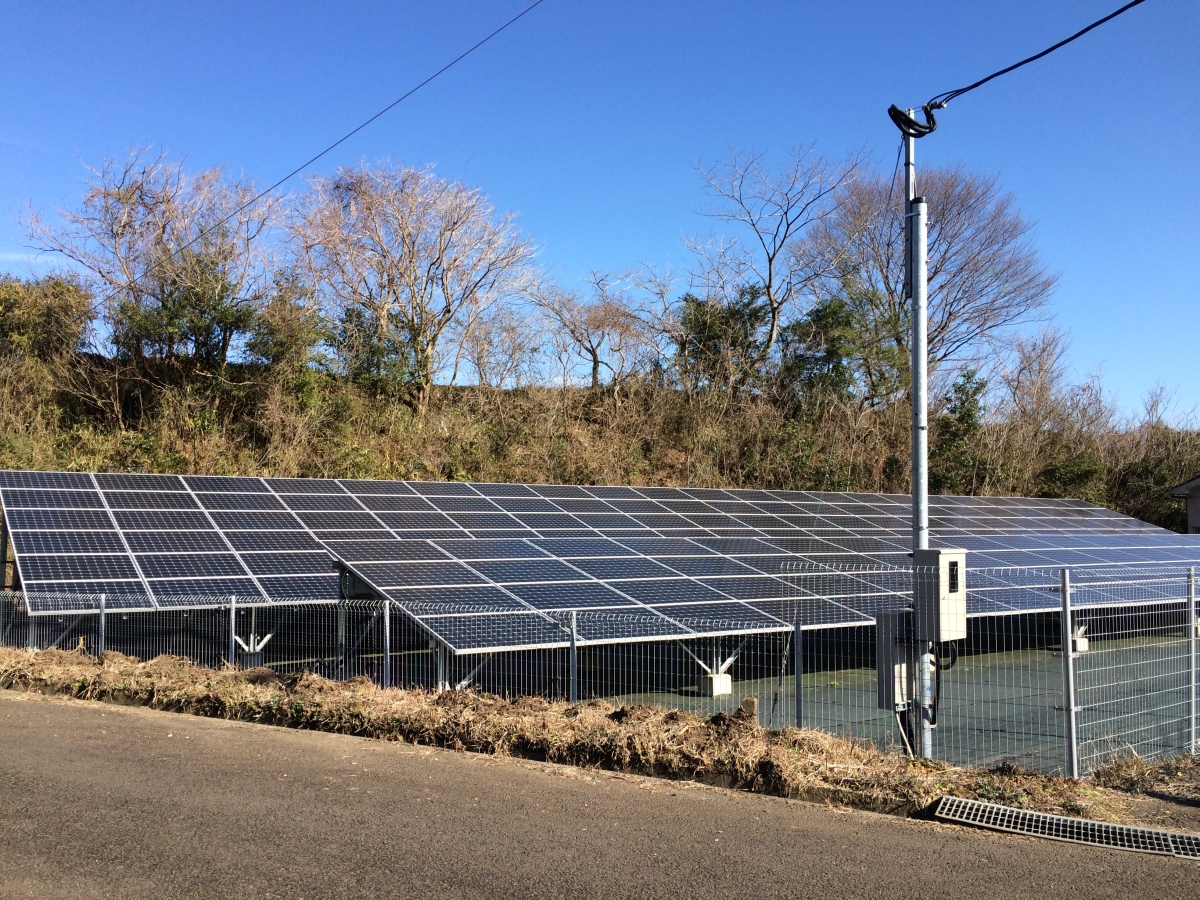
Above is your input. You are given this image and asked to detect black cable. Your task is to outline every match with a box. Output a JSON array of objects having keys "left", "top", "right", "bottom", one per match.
[
  {"left": 930, "top": 0, "right": 1146, "bottom": 107},
  {"left": 890, "top": 0, "right": 1148, "bottom": 138},
  {"left": 129, "top": 0, "right": 548, "bottom": 275}
]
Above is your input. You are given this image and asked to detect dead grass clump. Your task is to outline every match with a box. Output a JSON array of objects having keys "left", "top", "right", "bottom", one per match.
[
  {"left": 1093, "top": 753, "right": 1198, "bottom": 795},
  {"left": 0, "top": 647, "right": 1131, "bottom": 822}
]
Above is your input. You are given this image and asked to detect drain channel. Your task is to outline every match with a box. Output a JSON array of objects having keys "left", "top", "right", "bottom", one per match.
[{"left": 935, "top": 797, "right": 1200, "bottom": 861}]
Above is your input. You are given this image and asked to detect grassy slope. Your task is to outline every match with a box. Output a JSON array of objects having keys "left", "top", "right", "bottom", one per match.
[{"left": 0, "top": 646, "right": 1137, "bottom": 823}]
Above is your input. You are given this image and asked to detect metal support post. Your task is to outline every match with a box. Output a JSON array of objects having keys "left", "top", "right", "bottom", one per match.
[
  {"left": 569, "top": 611, "right": 579, "bottom": 703},
  {"left": 27, "top": 611, "right": 36, "bottom": 652},
  {"left": 381, "top": 599, "right": 391, "bottom": 690},
  {"left": 910, "top": 193, "right": 929, "bottom": 555},
  {"left": 1189, "top": 566, "right": 1197, "bottom": 755},
  {"left": 0, "top": 508, "right": 9, "bottom": 590},
  {"left": 436, "top": 642, "right": 447, "bottom": 693},
  {"left": 97, "top": 594, "right": 106, "bottom": 657},
  {"left": 336, "top": 599, "right": 347, "bottom": 680},
  {"left": 908, "top": 169, "right": 933, "bottom": 759},
  {"left": 1060, "top": 569, "right": 1080, "bottom": 778},
  {"left": 227, "top": 596, "right": 237, "bottom": 669},
  {"left": 793, "top": 618, "right": 803, "bottom": 729}
]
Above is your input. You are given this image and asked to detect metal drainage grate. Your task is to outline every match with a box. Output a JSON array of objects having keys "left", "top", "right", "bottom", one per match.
[{"left": 935, "top": 797, "right": 1200, "bottom": 861}]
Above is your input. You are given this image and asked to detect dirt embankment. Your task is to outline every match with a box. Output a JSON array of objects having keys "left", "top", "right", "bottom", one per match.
[{"left": 0, "top": 646, "right": 1158, "bottom": 823}]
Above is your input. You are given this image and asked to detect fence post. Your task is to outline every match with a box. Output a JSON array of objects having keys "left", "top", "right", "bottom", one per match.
[
  {"left": 381, "top": 598, "right": 391, "bottom": 690},
  {"left": 97, "top": 594, "right": 106, "bottom": 657},
  {"left": 1060, "top": 568, "right": 1080, "bottom": 778},
  {"left": 1189, "top": 566, "right": 1197, "bottom": 755},
  {"left": 337, "top": 599, "right": 347, "bottom": 680},
  {"left": 794, "top": 617, "right": 803, "bottom": 729},
  {"left": 227, "top": 596, "right": 237, "bottom": 669},
  {"left": 569, "top": 611, "right": 579, "bottom": 703}
]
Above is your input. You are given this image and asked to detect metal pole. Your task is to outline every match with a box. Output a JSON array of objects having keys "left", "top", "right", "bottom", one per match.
[
  {"left": 1060, "top": 569, "right": 1080, "bottom": 778},
  {"left": 228, "top": 596, "right": 237, "bottom": 669},
  {"left": 27, "top": 610, "right": 35, "bottom": 652},
  {"left": 381, "top": 598, "right": 391, "bottom": 690},
  {"left": 336, "top": 598, "right": 346, "bottom": 680},
  {"left": 793, "top": 618, "right": 803, "bottom": 729},
  {"left": 1189, "top": 566, "right": 1196, "bottom": 755},
  {"left": 569, "top": 611, "right": 579, "bottom": 703},
  {"left": 436, "top": 642, "right": 446, "bottom": 693},
  {"left": 97, "top": 594, "right": 105, "bottom": 657},
  {"left": 908, "top": 149, "right": 933, "bottom": 758},
  {"left": 910, "top": 194, "right": 929, "bottom": 554},
  {"left": 0, "top": 506, "right": 9, "bottom": 591}
]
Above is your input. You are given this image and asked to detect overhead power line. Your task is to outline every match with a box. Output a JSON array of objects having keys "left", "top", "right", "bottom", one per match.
[
  {"left": 139, "top": 0, "right": 548, "bottom": 272},
  {"left": 890, "top": 0, "right": 1148, "bottom": 138}
]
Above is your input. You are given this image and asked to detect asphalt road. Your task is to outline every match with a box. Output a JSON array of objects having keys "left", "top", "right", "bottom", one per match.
[{"left": 0, "top": 691, "right": 1196, "bottom": 899}]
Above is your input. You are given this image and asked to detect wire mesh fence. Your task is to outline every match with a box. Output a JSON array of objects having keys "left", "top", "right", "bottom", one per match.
[{"left": 1, "top": 561, "right": 1196, "bottom": 778}]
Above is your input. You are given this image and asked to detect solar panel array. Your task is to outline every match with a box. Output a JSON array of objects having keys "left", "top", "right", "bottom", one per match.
[{"left": 3, "top": 470, "right": 1199, "bottom": 652}]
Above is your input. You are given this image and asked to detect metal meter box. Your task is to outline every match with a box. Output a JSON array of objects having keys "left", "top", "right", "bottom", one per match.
[
  {"left": 913, "top": 548, "right": 967, "bottom": 642},
  {"left": 876, "top": 609, "right": 920, "bottom": 711}
]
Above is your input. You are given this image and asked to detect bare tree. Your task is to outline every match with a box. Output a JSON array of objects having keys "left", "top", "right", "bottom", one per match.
[
  {"left": 531, "top": 275, "right": 649, "bottom": 390},
  {"left": 688, "top": 146, "right": 863, "bottom": 367},
  {"left": 803, "top": 166, "right": 1057, "bottom": 403},
  {"left": 25, "top": 148, "right": 278, "bottom": 424},
  {"left": 293, "top": 164, "right": 536, "bottom": 418},
  {"left": 458, "top": 305, "right": 541, "bottom": 390}
]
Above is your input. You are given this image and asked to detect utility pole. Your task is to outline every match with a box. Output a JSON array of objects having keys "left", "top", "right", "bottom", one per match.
[{"left": 895, "top": 107, "right": 934, "bottom": 759}]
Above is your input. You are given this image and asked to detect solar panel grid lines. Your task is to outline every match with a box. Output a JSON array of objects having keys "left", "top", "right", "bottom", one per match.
[
  {"left": 6, "top": 470, "right": 1200, "bottom": 645},
  {"left": 85, "top": 472, "right": 156, "bottom": 600},
  {"left": 171, "top": 474, "right": 272, "bottom": 604}
]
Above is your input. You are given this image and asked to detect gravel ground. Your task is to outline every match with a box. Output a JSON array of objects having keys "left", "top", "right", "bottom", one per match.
[{"left": 0, "top": 690, "right": 1196, "bottom": 899}]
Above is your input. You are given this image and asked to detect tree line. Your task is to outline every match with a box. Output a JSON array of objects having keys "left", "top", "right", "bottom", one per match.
[{"left": 2, "top": 146, "right": 1196, "bottom": 530}]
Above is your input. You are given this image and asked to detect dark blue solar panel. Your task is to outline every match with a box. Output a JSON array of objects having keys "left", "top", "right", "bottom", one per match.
[
  {"left": 20, "top": 555, "right": 140, "bottom": 581},
  {"left": 138, "top": 554, "right": 248, "bottom": 579},
  {"left": 0, "top": 471, "right": 94, "bottom": 489},
  {"left": 123, "top": 531, "right": 229, "bottom": 553},
  {"left": 103, "top": 491, "right": 199, "bottom": 510},
  {"left": 355, "top": 561, "right": 486, "bottom": 588},
  {"left": 196, "top": 492, "right": 285, "bottom": 511},
  {"left": 241, "top": 552, "right": 336, "bottom": 575},
  {"left": 505, "top": 581, "right": 637, "bottom": 609},
  {"left": 209, "top": 511, "right": 301, "bottom": 531},
  {"left": 258, "top": 575, "right": 340, "bottom": 600},
  {"left": 183, "top": 475, "right": 269, "bottom": 493},
  {"left": 94, "top": 473, "right": 184, "bottom": 491},
  {"left": 276, "top": 494, "right": 363, "bottom": 511},
  {"left": 435, "top": 539, "right": 547, "bottom": 560},
  {"left": 264, "top": 478, "right": 345, "bottom": 494},
  {"left": 11, "top": 531, "right": 127, "bottom": 555},
  {"left": 225, "top": 531, "right": 323, "bottom": 552},
  {"left": 375, "top": 511, "right": 457, "bottom": 530},
  {"left": 2, "top": 489, "right": 104, "bottom": 509},
  {"left": 568, "top": 557, "right": 676, "bottom": 580},
  {"left": 113, "top": 510, "right": 212, "bottom": 531},
  {"left": 467, "top": 559, "right": 588, "bottom": 584},
  {"left": 325, "top": 539, "right": 448, "bottom": 562},
  {"left": 7, "top": 509, "right": 113, "bottom": 530}
]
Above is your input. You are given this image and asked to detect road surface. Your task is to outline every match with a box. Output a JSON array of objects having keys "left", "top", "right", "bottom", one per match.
[{"left": 0, "top": 690, "right": 1196, "bottom": 899}]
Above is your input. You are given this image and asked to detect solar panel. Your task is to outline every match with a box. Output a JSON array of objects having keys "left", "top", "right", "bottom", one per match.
[{"left": 6, "top": 470, "right": 1200, "bottom": 653}]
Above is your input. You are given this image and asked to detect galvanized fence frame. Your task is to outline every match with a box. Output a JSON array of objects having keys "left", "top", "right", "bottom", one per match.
[{"left": 2, "top": 561, "right": 1197, "bottom": 777}]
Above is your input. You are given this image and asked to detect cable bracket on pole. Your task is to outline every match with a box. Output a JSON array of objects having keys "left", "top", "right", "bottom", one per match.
[{"left": 888, "top": 103, "right": 942, "bottom": 139}]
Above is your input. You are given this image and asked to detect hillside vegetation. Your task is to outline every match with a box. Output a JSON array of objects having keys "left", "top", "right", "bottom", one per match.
[{"left": 2, "top": 148, "right": 1196, "bottom": 529}]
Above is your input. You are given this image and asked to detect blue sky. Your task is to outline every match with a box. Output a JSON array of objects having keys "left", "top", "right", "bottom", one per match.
[{"left": 1, "top": 1, "right": 1196, "bottom": 415}]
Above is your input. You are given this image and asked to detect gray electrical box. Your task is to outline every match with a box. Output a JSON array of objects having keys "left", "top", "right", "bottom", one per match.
[
  {"left": 876, "top": 609, "right": 920, "bottom": 711},
  {"left": 913, "top": 548, "right": 967, "bottom": 642}
]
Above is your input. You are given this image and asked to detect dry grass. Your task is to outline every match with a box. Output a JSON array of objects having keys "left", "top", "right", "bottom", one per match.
[{"left": 0, "top": 646, "right": 1133, "bottom": 821}]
